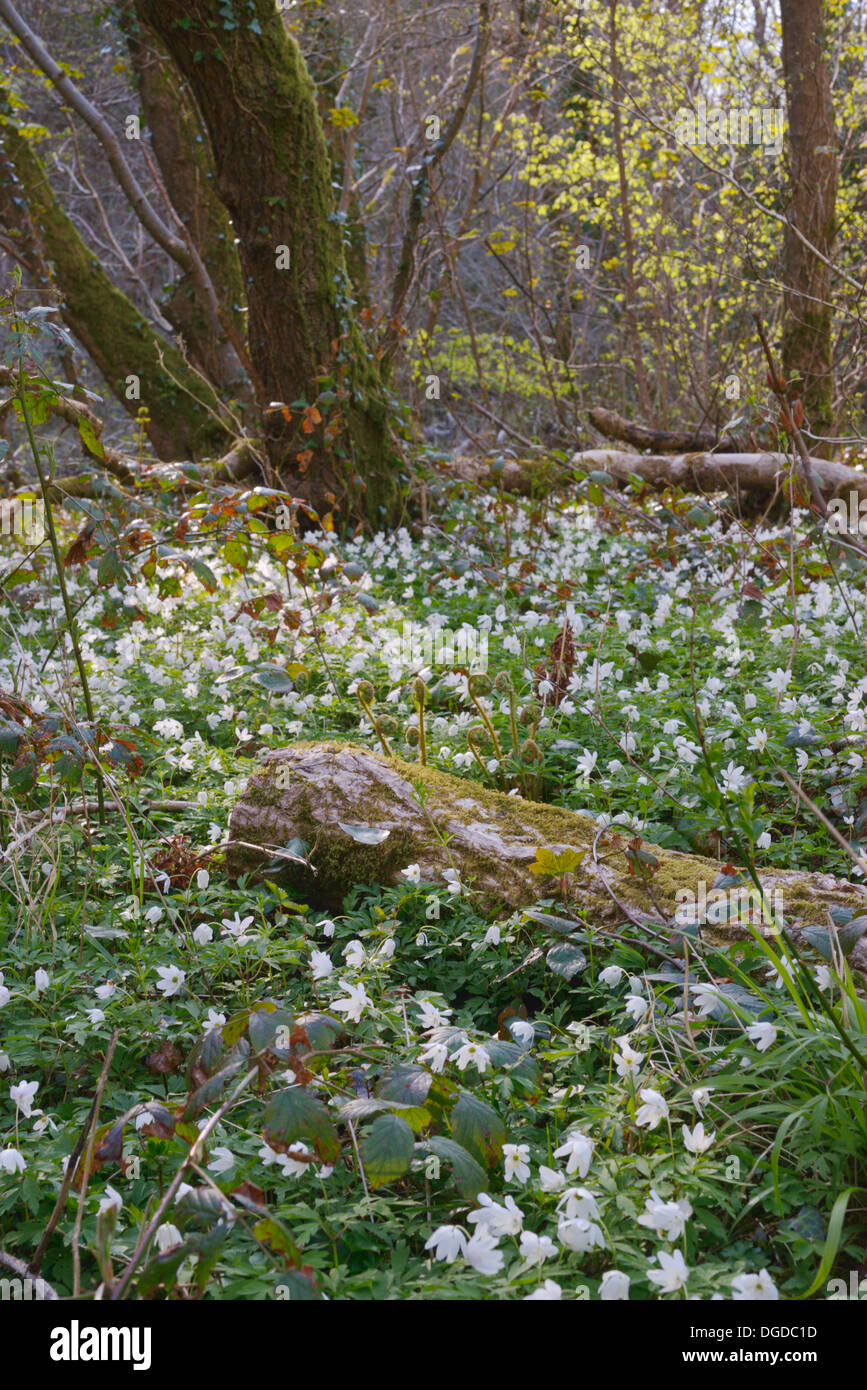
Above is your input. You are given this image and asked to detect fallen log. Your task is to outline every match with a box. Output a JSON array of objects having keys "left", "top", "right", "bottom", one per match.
[
  {"left": 226, "top": 741, "right": 867, "bottom": 970},
  {"left": 444, "top": 452, "right": 568, "bottom": 496},
  {"left": 588, "top": 406, "right": 729, "bottom": 454},
  {"left": 570, "top": 448, "right": 867, "bottom": 503}
]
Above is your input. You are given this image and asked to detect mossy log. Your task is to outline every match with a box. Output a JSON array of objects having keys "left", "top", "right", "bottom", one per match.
[{"left": 226, "top": 742, "right": 866, "bottom": 968}]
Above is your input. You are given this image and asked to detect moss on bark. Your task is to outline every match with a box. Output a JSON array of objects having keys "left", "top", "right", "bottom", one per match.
[
  {"left": 0, "top": 115, "right": 230, "bottom": 460},
  {"left": 225, "top": 742, "right": 866, "bottom": 960},
  {"left": 123, "top": 4, "right": 249, "bottom": 399},
  {"left": 147, "top": 0, "right": 402, "bottom": 526}
]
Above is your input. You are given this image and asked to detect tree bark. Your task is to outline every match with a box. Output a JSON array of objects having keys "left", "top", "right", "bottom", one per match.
[
  {"left": 121, "top": 2, "right": 251, "bottom": 401},
  {"left": 0, "top": 0, "right": 230, "bottom": 367},
  {"left": 0, "top": 118, "right": 231, "bottom": 460},
  {"left": 146, "top": 0, "right": 402, "bottom": 525},
  {"left": 780, "top": 0, "right": 839, "bottom": 450},
  {"left": 225, "top": 742, "right": 867, "bottom": 972}
]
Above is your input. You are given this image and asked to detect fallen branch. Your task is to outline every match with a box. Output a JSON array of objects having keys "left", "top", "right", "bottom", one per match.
[
  {"left": 0, "top": 1249, "right": 57, "bottom": 1299},
  {"left": 570, "top": 448, "right": 867, "bottom": 503},
  {"left": 588, "top": 406, "right": 729, "bottom": 454}
]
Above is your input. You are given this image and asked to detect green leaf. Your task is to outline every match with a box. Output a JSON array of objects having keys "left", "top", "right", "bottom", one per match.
[
  {"left": 449, "top": 1090, "right": 507, "bottom": 1167},
  {"left": 248, "top": 1007, "right": 295, "bottom": 1055},
  {"left": 264, "top": 1087, "right": 340, "bottom": 1163},
  {"left": 77, "top": 415, "right": 104, "bottom": 460},
  {"left": 799, "top": 1189, "right": 858, "bottom": 1298},
  {"left": 530, "top": 845, "right": 585, "bottom": 876},
  {"left": 338, "top": 1096, "right": 431, "bottom": 1131},
  {"left": 838, "top": 915, "right": 867, "bottom": 955},
  {"left": 294, "top": 1012, "right": 344, "bottom": 1051},
  {"left": 483, "top": 1039, "right": 540, "bottom": 1090},
  {"left": 136, "top": 1244, "right": 187, "bottom": 1296},
  {"left": 97, "top": 547, "right": 124, "bottom": 586},
  {"left": 93, "top": 1202, "right": 117, "bottom": 1283},
  {"left": 182, "top": 1042, "right": 250, "bottom": 1120},
  {"left": 802, "top": 927, "right": 833, "bottom": 962},
  {"left": 0, "top": 719, "right": 26, "bottom": 755},
  {"left": 252, "top": 1216, "right": 303, "bottom": 1267},
  {"left": 376, "top": 1063, "right": 434, "bottom": 1108},
  {"left": 188, "top": 558, "right": 218, "bottom": 592},
  {"left": 256, "top": 665, "right": 295, "bottom": 693},
  {"left": 189, "top": 1223, "right": 230, "bottom": 1291},
  {"left": 274, "top": 1269, "right": 320, "bottom": 1300},
  {"left": 222, "top": 538, "right": 249, "bottom": 571},
  {"left": 546, "top": 941, "right": 587, "bottom": 979},
  {"left": 359, "top": 1113, "right": 414, "bottom": 1189},
  {"left": 423, "top": 1135, "right": 487, "bottom": 1199}
]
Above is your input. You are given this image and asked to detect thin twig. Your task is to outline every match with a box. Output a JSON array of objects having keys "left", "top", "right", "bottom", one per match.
[
  {"left": 110, "top": 1065, "right": 259, "bottom": 1300},
  {"left": 69, "top": 1028, "right": 118, "bottom": 1295}
]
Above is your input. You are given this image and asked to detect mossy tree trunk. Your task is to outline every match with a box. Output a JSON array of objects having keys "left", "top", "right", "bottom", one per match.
[
  {"left": 121, "top": 3, "right": 252, "bottom": 405},
  {"left": 780, "top": 0, "right": 838, "bottom": 453},
  {"left": 146, "top": 0, "right": 401, "bottom": 526},
  {"left": 0, "top": 113, "right": 231, "bottom": 460}
]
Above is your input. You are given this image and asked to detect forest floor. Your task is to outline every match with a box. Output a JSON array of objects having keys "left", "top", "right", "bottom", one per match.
[{"left": 0, "top": 473, "right": 865, "bottom": 1301}]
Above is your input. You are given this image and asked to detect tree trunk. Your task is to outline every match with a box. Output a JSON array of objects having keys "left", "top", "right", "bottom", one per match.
[
  {"left": 146, "top": 0, "right": 401, "bottom": 525},
  {"left": 121, "top": 3, "right": 251, "bottom": 402},
  {"left": 225, "top": 742, "right": 867, "bottom": 973},
  {"left": 780, "top": 0, "right": 838, "bottom": 451},
  {"left": 0, "top": 117, "right": 231, "bottom": 461}
]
